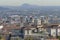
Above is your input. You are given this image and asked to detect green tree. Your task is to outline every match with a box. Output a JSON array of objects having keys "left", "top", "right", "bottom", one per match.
[
  {"left": 57, "top": 36, "right": 60, "bottom": 40},
  {"left": 0, "top": 35, "right": 2, "bottom": 40}
]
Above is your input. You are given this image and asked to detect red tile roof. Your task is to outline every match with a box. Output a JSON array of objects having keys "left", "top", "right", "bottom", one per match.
[
  {"left": 1, "top": 24, "right": 21, "bottom": 34},
  {"left": 46, "top": 38, "right": 59, "bottom": 40}
]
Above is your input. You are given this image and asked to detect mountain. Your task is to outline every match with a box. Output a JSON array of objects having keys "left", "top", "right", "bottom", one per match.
[
  {"left": 1, "top": 4, "right": 59, "bottom": 10},
  {"left": 0, "top": 4, "right": 60, "bottom": 17},
  {"left": 0, "top": 4, "right": 60, "bottom": 10},
  {"left": 16, "top": 4, "right": 60, "bottom": 10},
  {"left": 19, "top": 4, "right": 41, "bottom": 10}
]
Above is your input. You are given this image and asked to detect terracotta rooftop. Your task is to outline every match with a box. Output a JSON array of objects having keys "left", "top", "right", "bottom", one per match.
[
  {"left": 46, "top": 38, "right": 59, "bottom": 40},
  {"left": 1, "top": 24, "right": 21, "bottom": 34}
]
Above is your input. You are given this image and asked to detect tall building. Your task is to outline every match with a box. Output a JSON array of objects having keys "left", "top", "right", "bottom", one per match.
[
  {"left": 37, "top": 18, "right": 42, "bottom": 27},
  {"left": 20, "top": 16, "right": 24, "bottom": 27},
  {"left": 44, "top": 16, "right": 49, "bottom": 24},
  {"left": 29, "top": 16, "right": 33, "bottom": 23},
  {"left": 25, "top": 16, "right": 29, "bottom": 23},
  {"left": 34, "top": 17, "right": 38, "bottom": 27},
  {"left": 20, "top": 16, "right": 24, "bottom": 23},
  {"left": 40, "top": 16, "right": 45, "bottom": 25}
]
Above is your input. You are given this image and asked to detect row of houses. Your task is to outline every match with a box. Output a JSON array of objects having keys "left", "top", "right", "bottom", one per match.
[{"left": 0, "top": 23, "right": 60, "bottom": 40}]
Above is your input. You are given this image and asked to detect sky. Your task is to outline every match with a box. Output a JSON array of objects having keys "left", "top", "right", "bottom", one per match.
[{"left": 0, "top": 0, "right": 60, "bottom": 6}]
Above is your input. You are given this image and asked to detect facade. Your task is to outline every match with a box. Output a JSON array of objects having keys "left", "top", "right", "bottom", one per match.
[
  {"left": 24, "top": 27, "right": 48, "bottom": 40},
  {"left": 46, "top": 25, "right": 60, "bottom": 37}
]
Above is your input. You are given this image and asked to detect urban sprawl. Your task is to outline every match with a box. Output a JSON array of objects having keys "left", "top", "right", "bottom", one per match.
[{"left": 0, "top": 15, "right": 60, "bottom": 40}]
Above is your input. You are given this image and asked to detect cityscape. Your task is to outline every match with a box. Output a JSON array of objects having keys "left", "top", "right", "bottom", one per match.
[
  {"left": 0, "top": 0, "right": 60, "bottom": 40},
  {"left": 0, "top": 14, "right": 60, "bottom": 40}
]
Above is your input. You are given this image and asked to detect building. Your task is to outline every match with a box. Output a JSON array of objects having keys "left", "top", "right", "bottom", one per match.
[
  {"left": 37, "top": 18, "right": 42, "bottom": 27},
  {"left": 46, "top": 24, "right": 60, "bottom": 38},
  {"left": 24, "top": 27, "right": 48, "bottom": 40},
  {"left": 1, "top": 24, "right": 25, "bottom": 40}
]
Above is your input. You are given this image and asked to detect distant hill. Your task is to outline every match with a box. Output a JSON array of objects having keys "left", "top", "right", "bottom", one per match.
[
  {"left": 1, "top": 4, "right": 60, "bottom": 10},
  {"left": 19, "top": 4, "right": 40, "bottom": 9},
  {"left": 0, "top": 4, "right": 60, "bottom": 17},
  {"left": 15, "top": 4, "right": 60, "bottom": 11}
]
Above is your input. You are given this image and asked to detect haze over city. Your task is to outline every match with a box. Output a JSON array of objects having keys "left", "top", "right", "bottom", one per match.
[
  {"left": 0, "top": 0, "right": 60, "bottom": 6},
  {"left": 0, "top": 0, "right": 60, "bottom": 40}
]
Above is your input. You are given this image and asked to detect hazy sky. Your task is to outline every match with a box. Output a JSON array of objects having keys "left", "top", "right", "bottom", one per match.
[{"left": 0, "top": 0, "right": 60, "bottom": 6}]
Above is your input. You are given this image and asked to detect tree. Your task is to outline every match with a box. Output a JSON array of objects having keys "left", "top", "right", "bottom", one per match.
[{"left": 0, "top": 35, "right": 2, "bottom": 40}]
